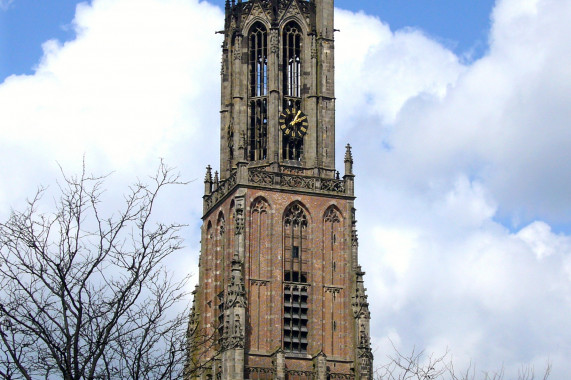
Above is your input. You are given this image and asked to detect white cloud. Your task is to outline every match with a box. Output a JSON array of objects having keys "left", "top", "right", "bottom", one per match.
[
  {"left": 2, "top": 0, "right": 571, "bottom": 379},
  {"left": 0, "top": 0, "right": 223, "bottom": 299},
  {"left": 0, "top": 0, "right": 13, "bottom": 11},
  {"left": 369, "top": 0, "right": 571, "bottom": 225},
  {"left": 0, "top": 0, "right": 222, "bottom": 210},
  {"left": 336, "top": 0, "right": 571, "bottom": 378}
]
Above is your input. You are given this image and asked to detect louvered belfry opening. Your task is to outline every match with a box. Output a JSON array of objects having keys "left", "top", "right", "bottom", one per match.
[
  {"left": 282, "top": 22, "right": 303, "bottom": 162},
  {"left": 249, "top": 22, "right": 268, "bottom": 161}
]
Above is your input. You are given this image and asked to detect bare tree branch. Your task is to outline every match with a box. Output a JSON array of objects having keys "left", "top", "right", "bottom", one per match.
[
  {"left": 375, "top": 343, "right": 551, "bottom": 380},
  {"left": 0, "top": 161, "right": 197, "bottom": 379}
]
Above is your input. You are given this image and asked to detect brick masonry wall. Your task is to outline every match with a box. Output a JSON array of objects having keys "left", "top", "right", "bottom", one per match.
[{"left": 198, "top": 186, "right": 356, "bottom": 374}]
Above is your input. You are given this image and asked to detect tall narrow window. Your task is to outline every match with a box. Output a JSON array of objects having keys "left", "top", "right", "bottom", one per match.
[
  {"left": 283, "top": 203, "right": 309, "bottom": 353},
  {"left": 283, "top": 22, "right": 301, "bottom": 99},
  {"left": 282, "top": 22, "right": 303, "bottom": 162},
  {"left": 249, "top": 23, "right": 268, "bottom": 161},
  {"left": 250, "top": 23, "right": 267, "bottom": 97}
]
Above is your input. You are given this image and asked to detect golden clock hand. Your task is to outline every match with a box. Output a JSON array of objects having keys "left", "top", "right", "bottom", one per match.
[
  {"left": 293, "top": 115, "right": 307, "bottom": 126},
  {"left": 291, "top": 111, "right": 301, "bottom": 125}
]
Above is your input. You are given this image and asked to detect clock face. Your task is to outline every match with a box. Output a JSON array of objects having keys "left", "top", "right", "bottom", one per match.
[{"left": 279, "top": 107, "right": 308, "bottom": 138}]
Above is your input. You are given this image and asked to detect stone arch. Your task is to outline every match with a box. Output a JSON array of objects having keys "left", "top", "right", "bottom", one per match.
[
  {"left": 323, "top": 204, "right": 343, "bottom": 223},
  {"left": 251, "top": 196, "right": 271, "bottom": 214},
  {"left": 282, "top": 200, "right": 311, "bottom": 225},
  {"left": 217, "top": 211, "right": 225, "bottom": 230},
  {"left": 244, "top": 17, "right": 271, "bottom": 37}
]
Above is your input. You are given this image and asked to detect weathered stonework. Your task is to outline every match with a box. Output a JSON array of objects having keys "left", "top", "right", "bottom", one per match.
[{"left": 186, "top": 1, "right": 372, "bottom": 379}]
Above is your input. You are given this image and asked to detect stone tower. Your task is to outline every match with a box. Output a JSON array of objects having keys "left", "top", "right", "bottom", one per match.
[{"left": 185, "top": 1, "right": 373, "bottom": 379}]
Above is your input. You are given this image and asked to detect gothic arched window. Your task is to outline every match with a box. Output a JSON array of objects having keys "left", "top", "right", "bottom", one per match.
[
  {"left": 250, "top": 22, "right": 268, "bottom": 97},
  {"left": 283, "top": 203, "right": 309, "bottom": 353},
  {"left": 283, "top": 22, "right": 302, "bottom": 99},
  {"left": 281, "top": 22, "right": 303, "bottom": 162},
  {"left": 249, "top": 23, "right": 268, "bottom": 162}
]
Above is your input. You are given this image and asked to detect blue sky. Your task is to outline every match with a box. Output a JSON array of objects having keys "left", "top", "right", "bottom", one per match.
[
  {"left": 1, "top": 0, "right": 571, "bottom": 378},
  {"left": 0, "top": 0, "right": 495, "bottom": 81}
]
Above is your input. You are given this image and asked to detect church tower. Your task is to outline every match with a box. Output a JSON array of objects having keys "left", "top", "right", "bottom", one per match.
[{"left": 186, "top": 1, "right": 373, "bottom": 379}]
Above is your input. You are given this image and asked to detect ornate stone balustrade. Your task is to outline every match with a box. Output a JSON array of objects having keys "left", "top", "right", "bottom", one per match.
[
  {"left": 329, "top": 373, "right": 355, "bottom": 380},
  {"left": 245, "top": 367, "right": 275, "bottom": 379},
  {"left": 204, "top": 163, "right": 353, "bottom": 214},
  {"left": 204, "top": 171, "right": 237, "bottom": 211},
  {"left": 248, "top": 169, "right": 346, "bottom": 194}
]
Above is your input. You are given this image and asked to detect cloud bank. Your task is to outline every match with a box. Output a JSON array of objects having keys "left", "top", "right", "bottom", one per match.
[{"left": 1, "top": 0, "right": 570, "bottom": 378}]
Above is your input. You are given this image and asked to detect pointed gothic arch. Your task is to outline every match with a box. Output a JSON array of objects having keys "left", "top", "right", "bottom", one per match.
[
  {"left": 282, "top": 201, "right": 310, "bottom": 353},
  {"left": 249, "top": 197, "right": 271, "bottom": 279},
  {"left": 282, "top": 20, "right": 302, "bottom": 100}
]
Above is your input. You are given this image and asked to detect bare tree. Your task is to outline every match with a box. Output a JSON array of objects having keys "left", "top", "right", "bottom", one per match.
[
  {"left": 0, "top": 161, "right": 192, "bottom": 379},
  {"left": 376, "top": 344, "right": 551, "bottom": 380}
]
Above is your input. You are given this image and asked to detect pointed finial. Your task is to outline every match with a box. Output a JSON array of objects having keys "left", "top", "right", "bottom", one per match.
[
  {"left": 204, "top": 165, "right": 213, "bottom": 195},
  {"left": 212, "top": 171, "right": 219, "bottom": 191},
  {"left": 344, "top": 144, "right": 353, "bottom": 163},
  {"left": 344, "top": 144, "right": 354, "bottom": 176}
]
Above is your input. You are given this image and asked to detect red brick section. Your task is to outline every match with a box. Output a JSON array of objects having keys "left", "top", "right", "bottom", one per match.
[{"left": 198, "top": 186, "right": 356, "bottom": 375}]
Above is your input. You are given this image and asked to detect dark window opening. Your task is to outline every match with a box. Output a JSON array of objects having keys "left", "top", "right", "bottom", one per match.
[
  {"left": 283, "top": 284, "right": 308, "bottom": 353},
  {"left": 284, "top": 270, "right": 308, "bottom": 283},
  {"left": 249, "top": 99, "right": 268, "bottom": 161},
  {"left": 217, "top": 292, "right": 225, "bottom": 346},
  {"left": 292, "top": 245, "right": 299, "bottom": 259}
]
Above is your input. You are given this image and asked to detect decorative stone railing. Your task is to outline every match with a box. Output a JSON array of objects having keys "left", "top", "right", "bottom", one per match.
[
  {"left": 204, "top": 171, "right": 237, "bottom": 211},
  {"left": 204, "top": 162, "right": 354, "bottom": 214},
  {"left": 285, "top": 369, "right": 314, "bottom": 379},
  {"left": 329, "top": 373, "right": 355, "bottom": 380},
  {"left": 248, "top": 169, "right": 346, "bottom": 194},
  {"left": 245, "top": 367, "right": 275, "bottom": 377}
]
